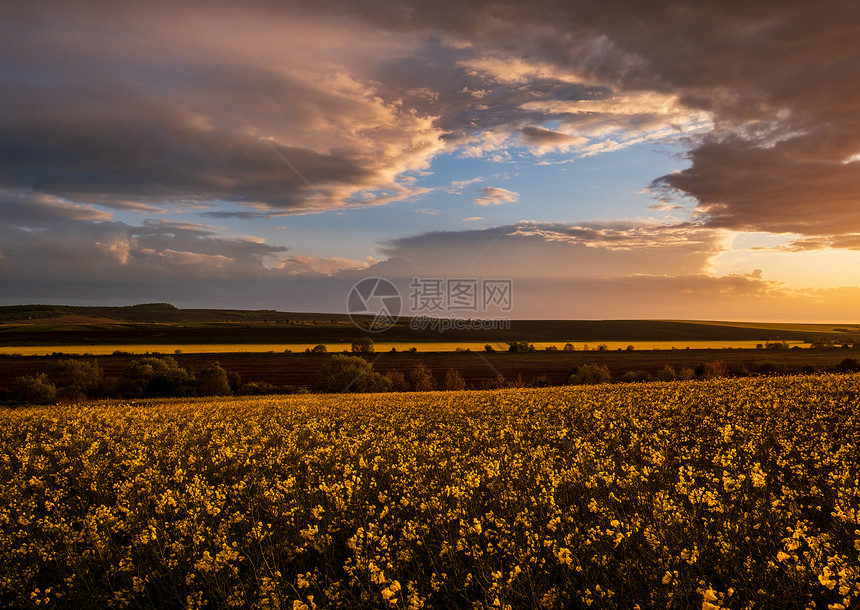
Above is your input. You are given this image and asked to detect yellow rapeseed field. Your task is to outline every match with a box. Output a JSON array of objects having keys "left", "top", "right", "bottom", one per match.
[
  {"left": 0, "top": 339, "right": 808, "bottom": 356},
  {"left": 1, "top": 374, "right": 859, "bottom": 608}
]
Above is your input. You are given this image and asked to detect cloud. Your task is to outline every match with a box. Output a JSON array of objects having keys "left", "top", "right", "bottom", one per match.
[
  {"left": 368, "top": 221, "right": 860, "bottom": 320},
  {"left": 509, "top": 221, "right": 725, "bottom": 251},
  {"left": 151, "top": 250, "right": 235, "bottom": 269},
  {"left": 4, "top": 0, "right": 860, "bottom": 318},
  {"left": 0, "top": 4, "right": 446, "bottom": 214},
  {"left": 371, "top": 224, "right": 860, "bottom": 321},
  {"left": 474, "top": 187, "right": 519, "bottom": 206},
  {"left": 444, "top": 177, "right": 484, "bottom": 195},
  {"left": 457, "top": 55, "right": 594, "bottom": 86},
  {"left": 351, "top": 0, "right": 860, "bottom": 238},
  {"left": 267, "top": 255, "right": 376, "bottom": 276},
  {"left": 1, "top": 205, "right": 857, "bottom": 321},
  {"left": 0, "top": 203, "right": 290, "bottom": 283},
  {"left": 0, "top": 0, "right": 728, "bottom": 218},
  {"left": 380, "top": 221, "right": 726, "bottom": 279},
  {"left": 463, "top": 216, "right": 484, "bottom": 222},
  {"left": 519, "top": 126, "right": 587, "bottom": 154},
  {"left": 771, "top": 235, "right": 860, "bottom": 252},
  {"left": 576, "top": 2, "right": 860, "bottom": 237},
  {"left": 0, "top": 190, "right": 114, "bottom": 224}
]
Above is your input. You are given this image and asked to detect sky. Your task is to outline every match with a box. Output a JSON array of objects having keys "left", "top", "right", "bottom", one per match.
[{"left": 2, "top": 0, "right": 860, "bottom": 321}]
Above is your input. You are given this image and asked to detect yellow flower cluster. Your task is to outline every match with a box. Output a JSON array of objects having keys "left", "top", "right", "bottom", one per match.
[{"left": 1, "top": 374, "right": 859, "bottom": 608}]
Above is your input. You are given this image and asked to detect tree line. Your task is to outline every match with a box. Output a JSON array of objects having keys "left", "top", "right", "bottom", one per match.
[{"left": 6, "top": 352, "right": 860, "bottom": 406}]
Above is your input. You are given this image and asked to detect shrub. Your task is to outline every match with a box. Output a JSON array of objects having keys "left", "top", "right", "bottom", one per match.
[
  {"left": 46, "top": 359, "right": 102, "bottom": 400},
  {"left": 678, "top": 367, "right": 696, "bottom": 380},
  {"left": 236, "top": 381, "right": 279, "bottom": 395},
  {"left": 11, "top": 374, "right": 57, "bottom": 404},
  {"left": 508, "top": 341, "right": 536, "bottom": 353},
  {"left": 836, "top": 357, "right": 860, "bottom": 372},
  {"left": 656, "top": 365, "right": 677, "bottom": 382},
  {"left": 530, "top": 375, "right": 551, "bottom": 388},
  {"left": 316, "top": 355, "right": 389, "bottom": 393},
  {"left": 384, "top": 370, "right": 410, "bottom": 392},
  {"left": 481, "top": 374, "right": 507, "bottom": 389},
  {"left": 484, "top": 344, "right": 495, "bottom": 353},
  {"left": 563, "top": 343, "right": 575, "bottom": 351},
  {"left": 227, "top": 370, "right": 242, "bottom": 392},
  {"left": 351, "top": 337, "right": 374, "bottom": 355},
  {"left": 567, "top": 364, "right": 611, "bottom": 385},
  {"left": 196, "top": 363, "right": 232, "bottom": 396},
  {"left": 119, "top": 357, "right": 195, "bottom": 398},
  {"left": 728, "top": 364, "right": 750, "bottom": 377},
  {"left": 410, "top": 364, "right": 435, "bottom": 391},
  {"left": 620, "top": 370, "right": 651, "bottom": 383},
  {"left": 750, "top": 361, "right": 788, "bottom": 375},
  {"left": 444, "top": 368, "right": 466, "bottom": 391},
  {"left": 354, "top": 372, "right": 392, "bottom": 393},
  {"left": 311, "top": 344, "right": 327, "bottom": 354},
  {"left": 695, "top": 360, "right": 727, "bottom": 379}
]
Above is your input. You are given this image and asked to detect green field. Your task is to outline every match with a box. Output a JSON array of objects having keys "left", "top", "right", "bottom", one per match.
[{"left": 2, "top": 375, "right": 858, "bottom": 608}]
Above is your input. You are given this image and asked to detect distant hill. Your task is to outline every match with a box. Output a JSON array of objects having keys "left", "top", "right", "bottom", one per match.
[
  {"left": 0, "top": 304, "right": 857, "bottom": 346},
  {"left": 0, "top": 303, "right": 315, "bottom": 324},
  {"left": 0, "top": 303, "right": 176, "bottom": 322}
]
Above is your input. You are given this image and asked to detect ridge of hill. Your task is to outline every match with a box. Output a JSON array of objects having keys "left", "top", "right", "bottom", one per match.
[{"left": 0, "top": 304, "right": 857, "bottom": 346}]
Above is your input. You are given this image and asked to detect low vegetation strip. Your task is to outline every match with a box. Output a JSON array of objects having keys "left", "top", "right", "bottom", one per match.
[
  {"left": 0, "top": 340, "right": 814, "bottom": 356},
  {"left": 7, "top": 345, "right": 860, "bottom": 404},
  {"left": 2, "top": 375, "right": 859, "bottom": 608}
]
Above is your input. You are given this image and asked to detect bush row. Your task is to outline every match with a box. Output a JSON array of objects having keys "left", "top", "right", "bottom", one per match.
[{"left": 6, "top": 354, "right": 860, "bottom": 405}]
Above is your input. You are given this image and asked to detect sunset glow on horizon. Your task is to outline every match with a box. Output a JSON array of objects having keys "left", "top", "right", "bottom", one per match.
[{"left": 3, "top": 1, "right": 860, "bottom": 321}]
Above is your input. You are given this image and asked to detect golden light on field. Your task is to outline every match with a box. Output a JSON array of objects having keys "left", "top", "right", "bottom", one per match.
[
  {"left": 0, "top": 340, "right": 813, "bottom": 357},
  {"left": 2, "top": 376, "right": 859, "bottom": 607}
]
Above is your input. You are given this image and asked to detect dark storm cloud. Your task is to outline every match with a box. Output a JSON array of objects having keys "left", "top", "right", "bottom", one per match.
[
  {"left": 337, "top": 0, "right": 860, "bottom": 236},
  {"left": 562, "top": 0, "right": 860, "bottom": 235},
  {"left": 0, "top": 2, "right": 445, "bottom": 213},
  {"left": 0, "top": 0, "right": 715, "bottom": 216},
  {"left": 0, "top": 72, "right": 384, "bottom": 211}
]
